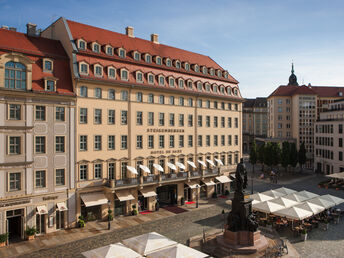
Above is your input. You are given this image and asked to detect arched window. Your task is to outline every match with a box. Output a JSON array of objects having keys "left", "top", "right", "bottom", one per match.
[{"left": 5, "top": 61, "right": 26, "bottom": 90}]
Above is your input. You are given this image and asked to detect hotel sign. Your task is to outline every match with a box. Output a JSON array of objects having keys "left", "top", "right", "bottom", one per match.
[
  {"left": 150, "top": 149, "right": 182, "bottom": 155},
  {"left": 147, "top": 128, "right": 184, "bottom": 133}
]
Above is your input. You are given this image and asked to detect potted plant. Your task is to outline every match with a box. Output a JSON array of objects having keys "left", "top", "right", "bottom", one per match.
[
  {"left": 131, "top": 204, "right": 138, "bottom": 216},
  {"left": 25, "top": 226, "right": 37, "bottom": 241},
  {"left": 301, "top": 228, "right": 307, "bottom": 241},
  {"left": 78, "top": 215, "right": 85, "bottom": 228},
  {"left": 0, "top": 233, "right": 8, "bottom": 247},
  {"left": 108, "top": 209, "right": 113, "bottom": 221}
]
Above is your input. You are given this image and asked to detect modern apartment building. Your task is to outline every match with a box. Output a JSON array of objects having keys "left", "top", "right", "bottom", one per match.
[
  {"left": 315, "top": 99, "right": 344, "bottom": 174},
  {"left": 42, "top": 18, "right": 243, "bottom": 222},
  {"left": 242, "top": 97, "right": 267, "bottom": 153},
  {"left": 267, "top": 64, "right": 344, "bottom": 169},
  {"left": 0, "top": 26, "right": 75, "bottom": 242}
]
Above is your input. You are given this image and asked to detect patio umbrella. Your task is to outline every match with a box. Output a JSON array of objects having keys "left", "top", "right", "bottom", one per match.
[
  {"left": 127, "top": 166, "right": 138, "bottom": 175},
  {"left": 308, "top": 197, "right": 335, "bottom": 209},
  {"left": 261, "top": 189, "right": 286, "bottom": 198},
  {"left": 187, "top": 161, "right": 197, "bottom": 168},
  {"left": 294, "top": 202, "right": 325, "bottom": 215},
  {"left": 146, "top": 243, "right": 208, "bottom": 258},
  {"left": 153, "top": 164, "right": 164, "bottom": 172},
  {"left": 318, "top": 194, "right": 344, "bottom": 206},
  {"left": 273, "top": 206, "right": 313, "bottom": 220},
  {"left": 139, "top": 165, "right": 151, "bottom": 173},
  {"left": 175, "top": 162, "right": 186, "bottom": 170},
  {"left": 123, "top": 232, "right": 177, "bottom": 256},
  {"left": 167, "top": 162, "right": 177, "bottom": 171},
  {"left": 274, "top": 187, "right": 297, "bottom": 195},
  {"left": 250, "top": 193, "right": 274, "bottom": 203},
  {"left": 270, "top": 197, "right": 300, "bottom": 208},
  {"left": 214, "top": 158, "right": 224, "bottom": 166},
  {"left": 197, "top": 160, "right": 207, "bottom": 167},
  {"left": 82, "top": 243, "right": 142, "bottom": 258},
  {"left": 206, "top": 159, "right": 215, "bottom": 167},
  {"left": 252, "top": 200, "right": 285, "bottom": 213},
  {"left": 283, "top": 193, "right": 308, "bottom": 202},
  {"left": 297, "top": 190, "right": 319, "bottom": 200}
]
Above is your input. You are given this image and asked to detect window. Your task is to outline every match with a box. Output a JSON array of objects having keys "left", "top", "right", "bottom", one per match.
[
  {"left": 121, "top": 135, "right": 128, "bottom": 149},
  {"left": 178, "top": 79, "right": 184, "bottom": 88},
  {"left": 136, "top": 135, "right": 143, "bottom": 149},
  {"left": 119, "top": 48, "right": 126, "bottom": 58},
  {"left": 136, "top": 72, "right": 143, "bottom": 83},
  {"left": 169, "top": 135, "right": 175, "bottom": 148},
  {"left": 197, "top": 82, "right": 202, "bottom": 91},
  {"left": 235, "top": 104, "right": 238, "bottom": 111},
  {"left": 121, "top": 110, "right": 128, "bottom": 125},
  {"left": 179, "top": 135, "right": 184, "bottom": 147},
  {"left": 206, "top": 135, "right": 210, "bottom": 146},
  {"left": 35, "top": 106, "right": 45, "bottom": 121},
  {"left": 214, "top": 135, "right": 218, "bottom": 146},
  {"left": 175, "top": 60, "right": 181, "bottom": 69},
  {"left": 278, "top": 99, "right": 283, "bottom": 105},
  {"left": 121, "top": 69, "right": 128, "bottom": 80},
  {"left": 94, "top": 135, "right": 102, "bottom": 150},
  {"left": 159, "top": 76, "right": 165, "bottom": 86},
  {"left": 197, "top": 99, "right": 202, "bottom": 108},
  {"left": 93, "top": 43, "right": 100, "bottom": 53},
  {"left": 121, "top": 162, "right": 128, "bottom": 179},
  {"left": 106, "top": 46, "right": 113, "bottom": 55},
  {"left": 206, "top": 116, "right": 210, "bottom": 127},
  {"left": 9, "top": 172, "right": 21, "bottom": 191},
  {"left": 108, "top": 89, "right": 115, "bottom": 100},
  {"left": 94, "top": 164, "right": 102, "bottom": 179},
  {"left": 137, "top": 111, "right": 143, "bottom": 125},
  {"left": 80, "top": 135, "right": 87, "bottom": 151},
  {"left": 80, "top": 108, "right": 87, "bottom": 124},
  {"left": 214, "top": 116, "right": 218, "bottom": 127},
  {"left": 221, "top": 135, "right": 225, "bottom": 146},
  {"left": 159, "top": 95, "right": 165, "bottom": 104},
  {"left": 148, "top": 74, "right": 154, "bottom": 84},
  {"left": 169, "top": 96, "right": 175, "bottom": 105},
  {"left": 169, "top": 113, "right": 175, "bottom": 126},
  {"left": 80, "top": 86, "right": 88, "bottom": 97},
  {"left": 198, "top": 135, "right": 202, "bottom": 146},
  {"left": 108, "top": 135, "right": 115, "bottom": 150},
  {"left": 145, "top": 54, "right": 152, "bottom": 63},
  {"left": 179, "top": 114, "right": 184, "bottom": 126},
  {"left": 278, "top": 107, "right": 282, "bottom": 112},
  {"left": 136, "top": 92, "right": 143, "bottom": 102},
  {"left": 56, "top": 107, "right": 65, "bottom": 121},
  {"left": 235, "top": 118, "right": 238, "bottom": 128},
  {"left": 166, "top": 58, "right": 172, "bottom": 67},
  {"left": 5, "top": 61, "right": 26, "bottom": 90},
  {"left": 148, "top": 135, "right": 154, "bottom": 148},
  {"left": 79, "top": 165, "right": 87, "bottom": 180},
  {"left": 228, "top": 135, "right": 232, "bottom": 145},
  {"left": 35, "top": 136, "right": 46, "bottom": 154},
  {"left": 187, "top": 80, "right": 193, "bottom": 90},
  {"left": 94, "top": 109, "right": 102, "bottom": 124},
  {"left": 56, "top": 169, "right": 65, "bottom": 185},
  {"left": 188, "top": 114, "right": 193, "bottom": 127},
  {"left": 159, "top": 113, "right": 165, "bottom": 126},
  {"left": 46, "top": 80, "right": 55, "bottom": 91},
  {"left": 188, "top": 135, "right": 193, "bottom": 147},
  {"left": 206, "top": 100, "right": 210, "bottom": 108},
  {"left": 8, "top": 104, "right": 21, "bottom": 120},
  {"left": 80, "top": 63, "right": 88, "bottom": 74},
  {"left": 148, "top": 112, "right": 154, "bottom": 125},
  {"left": 184, "top": 62, "right": 190, "bottom": 70},
  {"left": 156, "top": 56, "right": 162, "bottom": 65},
  {"left": 95, "top": 66, "right": 103, "bottom": 77},
  {"left": 188, "top": 98, "right": 193, "bottom": 107},
  {"left": 198, "top": 115, "right": 202, "bottom": 127},
  {"left": 148, "top": 94, "right": 154, "bottom": 103},
  {"left": 214, "top": 101, "right": 218, "bottom": 109},
  {"left": 169, "top": 77, "right": 175, "bottom": 87},
  {"left": 221, "top": 117, "right": 225, "bottom": 127},
  {"left": 202, "top": 66, "right": 207, "bottom": 74},
  {"left": 8, "top": 136, "right": 20, "bottom": 154},
  {"left": 35, "top": 170, "right": 46, "bottom": 188},
  {"left": 95, "top": 88, "right": 102, "bottom": 98},
  {"left": 159, "top": 135, "right": 165, "bottom": 148},
  {"left": 134, "top": 51, "right": 141, "bottom": 61},
  {"left": 121, "top": 90, "right": 128, "bottom": 101},
  {"left": 339, "top": 124, "right": 343, "bottom": 134},
  {"left": 108, "top": 68, "right": 116, "bottom": 79},
  {"left": 228, "top": 117, "right": 232, "bottom": 128},
  {"left": 194, "top": 65, "right": 199, "bottom": 72},
  {"left": 221, "top": 102, "right": 225, "bottom": 110},
  {"left": 340, "top": 151, "right": 343, "bottom": 161},
  {"left": 235, "top": 135, "right": 238, "bottom": 145},
  {"left": 78, "top": 40, "right": 86, "bottom": 50},
  {"left": 108, "top": 163, "right": 115, "bottom": 179},
  {"left": 56, "top": 136, "right": 65, "bottom": 152}
]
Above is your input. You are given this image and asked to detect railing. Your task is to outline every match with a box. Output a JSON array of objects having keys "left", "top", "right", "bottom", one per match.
[
  {"left": 191, "top": 171, "right": 200, "bottom": 177},
  {"left": 143, "top": 175, "right": 159, "bottom": 184},
  {"left": 203, "top": 168, "right": 219, "bottom": 176},
  {"left": 115, "top": 178, "right": 138, "bottom": 186},
  {"left": 161, "top": 172, "right": 187, "bottom": 181}
]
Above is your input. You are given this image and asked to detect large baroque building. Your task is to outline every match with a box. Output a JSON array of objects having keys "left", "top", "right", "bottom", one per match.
[
  {"left": 42, "top": 18, "right": 243, "bottom": 222},
  {"left": 268, "top": 64, "right": 344, "bottom": 169},
  {"left": 0, "top": 25, "right": 75, "bottom": 242}
]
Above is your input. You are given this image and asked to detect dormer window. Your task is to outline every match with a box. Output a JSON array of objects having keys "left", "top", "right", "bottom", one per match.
[
  {"left": 44, "top": 77, "right": 57, "bottom": 92},
  {"left": 108, "top": 67, "right": 116, "bottom": 79},
  {"left": 234, "top": 88, "right": 238, "bottom": 95},
  {"left": 94, "top": 65, "right": 103, "bottom": 77},
  {"left": 156, "top": 56, "right": 162, "bottom": 65},
  {"left": 118, "top": 48, "right": 126, "bottom": 58},
  {"left": 147, "top": 73, "right": 154, "bottom": 84},
  {"left": 169, "top": 77, "right": 175, "bottom": 87},
  {"left": 217, "top": 70, "right": 222, "bottom": 77},
  {"left": 202, "top": 66, "right": 207, "bottom": 74},
  {"left": 187, "top": 80, "right": 193, "bottom": 90},
  {"left": 93, "top": 43, "right": 100, "bottom": 53},
  {"left": 121, "top": 68, "right": 129, "bottom": 81},
  {"left": 133, "top": 51, "right": 141, "bottom": 61},
  {"left": 178, "top": 79, "right": 184, "bottom": 89},
  {"left": 205, "top": 83, "right": 210, "bottom": 92},
  {"left": 175, "top": 60, "right": 181, "bottom": 69},
  {"left": 79, "top": 62, "right": 89, "bottom": 75},
  {"left": 165, "top": 58, "right": 172, "bottom": 67},
  {"left": 106, "top": 46, "right": 113, "bottom": 56},
  {"left": 159, "top": 75, "right": 165, "bottom": 86},
  {"left": 194, "top": 65, "right": 199, "bottom": 73},
  {"left": 213, "top": 84, "right": 218, "bottom": 93},
  {"left": 145, "top": 54, "right": 152, "bottom": 63},
  {"left": 136, "top": 71, "right": 143, "bottom": 83},
  {"left": 43, "top": 58, "right": 53, "bottom": 73},
  {"left": 224, "top": 72, "right": 228, "bottom": 79},
  {"left": 220, "top": 86, "right": 225, "bottom": 94},
  {"left": 197, "top": 82, "right": 202, "bottom": 91},
  {"left": 227, "top": 87, "right": 232, "bottom": 95},
  {"left": 78, "top": 39, "right": 86, "bottom": 50},
  {"left": 184, "top": 62, "right": 190, "bottom": 71}
]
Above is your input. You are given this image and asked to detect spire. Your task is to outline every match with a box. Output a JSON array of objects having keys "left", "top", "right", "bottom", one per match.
[
  {"left": 291, "top": 63, "right": 294, "bottom": 74},
  {"left": 288, "top": 62, "right": 298, "bottom": 86}
]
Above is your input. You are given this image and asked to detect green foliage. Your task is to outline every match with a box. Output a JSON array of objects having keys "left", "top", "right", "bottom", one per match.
[
  {"left": 25, "top": 226, "right": 37, "bottom": 236},
  {"left": 108, "top": 209, "right": 113, "bottom": 221},
  {"left": 289, "top": 143, "right": 298, "bottom": 168},
  {"left": 78, "top": 215, "right": 85, "bottom": 227},
  {"left": 249, "top": 140, "right": 258, "bottom": 165},
  {"left": 264, "top": 142, "right": 281, "bottom": 168},
  {"left": 0, "top": 233, "right": 8, "bottom": 243},
  {"left": 257, "top": 143, "right": 265, "bottom": 164},
  {"left": 298, "top": 142, "right": 307, "bottom": 171},
  {"left": 281, "top": 141, "right": 290, "bottom": 171}
]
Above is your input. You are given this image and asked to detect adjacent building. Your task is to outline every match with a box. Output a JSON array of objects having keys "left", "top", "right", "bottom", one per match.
[
  {"left": 242, "top": 97, "right": 267, "bottom": 153},
  {"left": 315, "top": 99, "right": 344, "bottom": 174},
  {"left": 0, "top": 25, "right": 75, "bottom": 242}
]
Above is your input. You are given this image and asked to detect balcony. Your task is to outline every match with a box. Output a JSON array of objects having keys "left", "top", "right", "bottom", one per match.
[
  {"left": 203, "top": 168, "right": 219, "bottom": 176},
  {"left": 115, "top": 178, "right": 138, "bottom": 187},
  {"left": 161, "top": 172, "right": 187, "bottom": 181},
  {"left": 142, "top": 175, "right": 159, "bottom": 184}
]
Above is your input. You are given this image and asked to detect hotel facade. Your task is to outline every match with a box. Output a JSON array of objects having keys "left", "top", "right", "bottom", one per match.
[{"left": 42, "top": 18, "right": 243, "bottom": 222}]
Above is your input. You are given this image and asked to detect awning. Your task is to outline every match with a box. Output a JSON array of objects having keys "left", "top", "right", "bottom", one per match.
[
  {"left": 215, "top": 175, "right": 232, "bottom": 183},
  {"left": 115, "top": 191, "right": 135, "bottom": 202},
  {"left": 140, "top": 188, "right": 157, "bottom": 198},
  {"left": 167, "top": 162, "right": 177, "bottom": 171},
  {"left": 127, "top": 166, "right": 138, "bottom": 175},
  {"left": 186, "top": 182, "right": 201, "bottom": 189},
  {"left": 175, "top": 162, "right": 186, "bottom": 170},
  {"left": 202, "top": 179, "right": 216, "bottom": 186},
  {"left": 187, "top": 160, "right": 196, "bottom": 168},
  {"left": 206, "top": 159, "right": 215, "bottom": 166},
  {"left": 81, "top": 192, "right": 109, "bottom": 207},
  {"left": 214, "top": 158, "right": 224, "bottom": 166},
  {"left": 56, "top": 202, "right": 68, "bottom": 211},
  {"left": 36, "top": 205, "right": 48, "bottom": 215},
  {"left": 197, "top": 160, "right": 207, "bottom": 167},
  {"left": 153, "top": 163, "right": 164, "bottom": 172},
  {"left": 139, "top": 165, "right": 150, "bottom": 173}
]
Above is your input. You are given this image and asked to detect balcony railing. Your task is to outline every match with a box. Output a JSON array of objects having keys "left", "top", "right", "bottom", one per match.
[
  {"left": 115, "top": 178, "right": 138, "bottom": 187},
  {"left": 161, "top": 172, "right": 187, "bottom": 181},
  {"left": 143, "top": 175, "right": 159, "bottom": 184},
  {"left": 203, "top": 168, "right": 219, "bottom": 176}
]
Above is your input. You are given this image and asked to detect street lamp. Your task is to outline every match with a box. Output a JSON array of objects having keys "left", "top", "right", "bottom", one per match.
[
  {"left": 107, "top": 200, "right": 111, "bottom": 230},
  {"left": 196, "top": 185, "right": 199, "bottom": 208}
]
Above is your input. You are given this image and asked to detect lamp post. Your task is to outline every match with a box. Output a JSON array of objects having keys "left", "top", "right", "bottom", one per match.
[
  {"left": 107, "top": 200, "right": 111, "bottom": 230},
  {"left": 196, "top": 185, "right": 199, "bottom": 208}
]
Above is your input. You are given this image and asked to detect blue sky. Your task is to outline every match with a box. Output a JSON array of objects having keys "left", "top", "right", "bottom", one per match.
[{"left": 1, "top": 0, "right": 343, "bottom": 98}]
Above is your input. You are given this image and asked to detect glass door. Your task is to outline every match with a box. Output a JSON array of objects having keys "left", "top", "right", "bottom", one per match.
[
  {"left": 36, "top": 214, "right": 45, "bottom": 235},
  {"left": 56, "top": 211, "right": 64, "bottom": 230}
]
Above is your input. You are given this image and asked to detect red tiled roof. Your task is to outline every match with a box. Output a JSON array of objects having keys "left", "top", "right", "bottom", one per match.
[
  {"left": 269, "top": 85, "right": 344, "bottom": 98},
  {"left": 0, "top": 29, "right": 74, "bottom": 95},
  {"left": 310, "top": 86, "right": 344, "bottom": 98},
  {"left": 66, "top": 19, "right": 238, "bottom": 83}
]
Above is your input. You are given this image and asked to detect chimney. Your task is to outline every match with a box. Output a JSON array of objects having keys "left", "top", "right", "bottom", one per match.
[
  {"left": 9, "top": 27, "right": 17, "bottom": 32},
  {"left": 26, "top": 22, "right": 37, "bottom": 36},
  {"left": 126, "top": 26, "right": 134, "bottom": 38},
  {"left": 151, "top": 33, "right": 159, "bottom": 44}
]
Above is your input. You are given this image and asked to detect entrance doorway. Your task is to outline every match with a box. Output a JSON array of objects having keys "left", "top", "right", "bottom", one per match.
[
  {"left": 114, "top": 199, "right": 126, "bottom": 216},
  {"left": 138, "top": 194, "right": 148, "bottom": 211},
  {"left": 56, "top": 211, "right": 65, "bottom": 230},
  {"left": 156, "top": 185, "right": 177, "bottom": 207},
  {"left": 36, "top": 214, "right": 46, "bottom": 235},
  {"left": 184, "top": 186, "right": 192, "bottom": 202},
  {"left": 81, "top": 205, "right": 101, "bottom": 221},
  {"left": 200, "top": 185, "right": 207, "bottom": 199},
  {"left": 6, "top": 209, "right": 24, "bottom": 243}
]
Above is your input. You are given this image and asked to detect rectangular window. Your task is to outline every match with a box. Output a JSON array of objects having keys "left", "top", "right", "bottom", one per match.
[
  {"left": 55, "top": 136, "right": 65, "bottom": 152},
  {"left": 206, "top": 116, "right": 210, "bottom": 127},
  {"left": 148, "top": 112, "right": 154, "bottom": 126},
  {"left": 235, "top": 135, "right": 238, "bottom": 145},
  {"left": 136, "top": 92, "right": 143, "bottom": 102},
  {"left": 340, "top": 151, "right": 343, "bottom": 161},
  {"left": 228, "top": 117, "right": 232, "bottom": 128},
  {"left": 108, "top": 89, "right": 115, "bottom": 100},
  {"left": 197, "top": 115, "right": 202, "bottom": 127},
  {"left": 80, "top": 135, "right": 87, "bottom": 151},
  {"left": 94, "top": 135, "right": 102, "bottom": 150},
  {"left": 188, "top": 98, "right": 193, "bottom": 107},
  {"left": 159, "top": 135, "right": 165, "bottom": 148},
  {"left": 121, "top": 135, "right": 127, "bottom": 149},
  {"left": 228, "top": 135, "right": 232, "bottom": 145},
  {"left": 214, "top": 101, "right": 218, "bottom": 109},
  {"left": 121, "top": 110, "right": 128, "bottom": 125},
  {"left": 179, "top": 135, "right": 184, "bottom": 147},
  {"left": 188, "top": 114, "right": 193, "bottom": 127},
  {"left": 108, "top": 163, "right": 115, "bottom": 180},
  {"left": 179, "top": 114, "right": 184, "bottom": 126},
  {"left": 214, "top": 116, "right": 218, "bottom": 127},
  {"left": 214, "top": 135, "right": 218, "bottom": 146},
  {"left": 221, "top": 135, "right": 225, "bottom": 146},
  {"left": 169, "top": 96, "right": 175, "bottom": 105},
  {"left": 56, "top": 107, "right": 65, "bottom": 121},
  {"left": 206, "top": 100, "right": 210, "bottom": 109},
  {"left": 121, "top": 70, "right": 128, "bottom": 80},
  {"left": 206, "top": 135, "right": 210, "bottom": 146},
  {"left": 198, "top": 135, "right": 202, "bottom": 147},
  {"left": 197, "top": 99, "right": 202, "bottom": 108},
  {"left": 169, "top": 113, "right": 175, "bottom": 126},
  {"left": 9, "top": 104, "right": 21, "bottom": 120},
  {"left": 235, "top": 118, "right": 238, "bottom": 128},
  {"left": 121, "top": 90, "right": 128, "bottom": 100},
  {"left": 179, "top": 97, "right": 184, "bottom": 106},
  {"left": 46, "top": 80, "right": 55, "bottom": 91},
  {"left": 137, "top": 111, "right": 143, "bottom": 125},
  {"left": 148, "top": 135, "right": 154, "bottom": 149},
  {"left": 159, "top": 113, "right": 165, "bottom": 126},
  {"left": 9, "top": 172, "right": 21, "bottom": 191},
  {"left": 235, "top": 104, "right": 238, "bottom": 111},
  {"left": 148, "top": 94, "right": 154, "bottom": 103},
  {"left": 137, "top": 135, "right": 143, "bottom": 149},
  {"left": 94, "top": 164, "right": 102, "bottom": 179},
  {"left": 80, "top": 165, "right": 87, "bottom": 180},
  {"left": 35, "top": 136, "right": 46, "bottom": 154},
  {"left": 159, "top": 95, "right": 165, "bottom": 104},
  {"left": 80, "top": 108, "right": 88, "bottom": 124},
  {"left": 188, "top": 135, "right": 193, "bottom": 147},
  {"left": 35, "top": 170, "right": 46, "bottom": 188},
  {"left": 8, "top": 136, "right": 21, "bottom": 154},
  {"left": 108, "top": 135, "right": 115, "bottom": 150},
  {"left": 121, "top": 162, "right": 127, "bottom": 179},
  {"left": 221, "top": 117, "right": 225, "bottom": 128},
  {"left": 94, "top": 109, "right": 102, "bottom": 124},
  {"left": 108, "top": 110, "right": 115, "bottom": 124},
  {"left": 339, "top": 124, "right": 343, "bottom": 134},
  {"left": 56, "top": 169, "right": 65, "bottom": 186},
  {"left": 35, "top": 106, "right": 46, "bottom": 121},
  {"left": 169, "top": 135, "right": 175, "bottom": 148}
]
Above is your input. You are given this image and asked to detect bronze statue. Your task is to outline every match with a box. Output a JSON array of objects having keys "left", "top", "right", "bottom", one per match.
[{"left": 235, "top": 158, "right": 247, "bottom": 194}]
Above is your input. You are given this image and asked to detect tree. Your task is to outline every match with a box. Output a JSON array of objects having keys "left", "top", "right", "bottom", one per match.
[
  {"left": 281, "top": 141, "right": 290, "bottom": 173},
  {"left": 298, "top": 142, "right": 307, "bottom": 172},
  {"left": 257, "top": 143, "right": 266, "bottom": 172},
  {"left": 271, "top": 142, "right": 281, "bottom": 169},
  {"left": 264, "top": 142, "right": 274, "bottom": 170},
  {"left": 249, "top": 140, "right": 258, "bottom": 194},
  {"left": 289, "top": 143, "right": 298, "bottom": 173}
]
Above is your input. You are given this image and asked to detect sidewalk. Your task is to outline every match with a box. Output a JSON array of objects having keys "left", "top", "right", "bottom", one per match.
[{"left": 0, "top": 198, "right": 228, "bottom": 257}]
